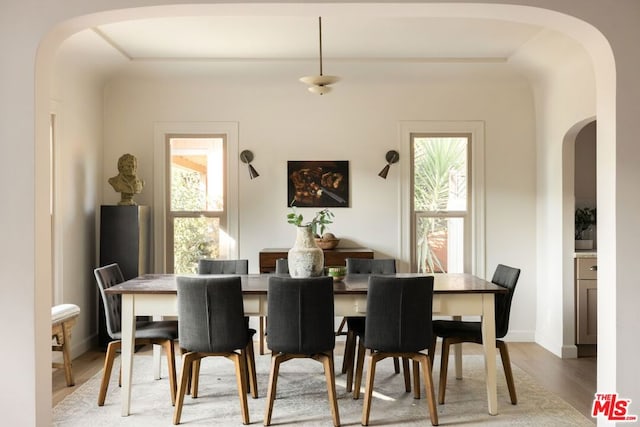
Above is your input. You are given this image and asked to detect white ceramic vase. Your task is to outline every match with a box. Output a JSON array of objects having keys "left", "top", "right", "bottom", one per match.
[{"left": 288, "top": 226, "right": 324, "bottom": 277}]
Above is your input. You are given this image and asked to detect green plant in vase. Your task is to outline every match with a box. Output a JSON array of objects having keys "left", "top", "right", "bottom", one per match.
[{"left": 287, "top": 206, "right": 334, "bottom": 237}]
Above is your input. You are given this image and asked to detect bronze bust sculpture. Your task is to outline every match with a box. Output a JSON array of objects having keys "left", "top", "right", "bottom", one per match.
[{"left": 108, "top": 153, "right": 144, "bottom": 206}]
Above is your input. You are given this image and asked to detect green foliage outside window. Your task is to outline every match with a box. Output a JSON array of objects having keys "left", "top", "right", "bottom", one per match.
[
  {"left": 414, "top": 137, "right": 466, "bottom": 273},
  {"left": 171, "top": 167, "right": 218, "bottom": 274}
]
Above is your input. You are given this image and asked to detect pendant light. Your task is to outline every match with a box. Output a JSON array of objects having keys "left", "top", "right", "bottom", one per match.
[{"left": 300, "top": 17, "right": 339, "bottom": 95}]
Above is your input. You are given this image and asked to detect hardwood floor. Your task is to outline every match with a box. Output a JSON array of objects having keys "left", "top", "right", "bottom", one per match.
[{"left": 53, "top": 341, "right": 596, "bottom": 423}]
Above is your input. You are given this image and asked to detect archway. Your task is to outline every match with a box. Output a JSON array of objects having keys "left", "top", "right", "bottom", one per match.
[
  {"left": 33, "top": 3, "right": 616, "bottom": 424},
  {"left": 562, "top": 117, "right": 597, "bottom": 360}
]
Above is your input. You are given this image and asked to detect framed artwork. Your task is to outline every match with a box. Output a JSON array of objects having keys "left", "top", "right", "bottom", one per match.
[{"left": 288, "top": 160, "right": 349, "bottom": 207}]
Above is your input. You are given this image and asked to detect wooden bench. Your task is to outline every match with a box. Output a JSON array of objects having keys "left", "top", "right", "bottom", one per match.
[{"left": 52, "top": 304, "right": 80, "bottom": 387}]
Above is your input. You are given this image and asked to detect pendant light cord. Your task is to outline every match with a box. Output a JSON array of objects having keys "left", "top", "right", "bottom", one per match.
[{"left": 318, "top": 16, "right": 323, "bottom": 76}]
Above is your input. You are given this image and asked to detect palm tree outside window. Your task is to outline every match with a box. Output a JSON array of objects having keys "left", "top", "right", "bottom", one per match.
[{"left": 411, "top": 134, "right": 470, "bottom": 274}]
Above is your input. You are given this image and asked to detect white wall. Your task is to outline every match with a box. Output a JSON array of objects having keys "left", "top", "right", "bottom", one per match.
[
  {"left": 50, "top": 30, "right": 127, "bottom": 359},
  {"left": 101, "top": 64, "right": 537, "bottom": 340},
  {"left": 511, "top": 30, "right": 597, "bottom": 357}
]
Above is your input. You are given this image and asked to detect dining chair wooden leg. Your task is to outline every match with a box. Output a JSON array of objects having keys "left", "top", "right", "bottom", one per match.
[
  {"left": 191, "top": 359, "right": 201, "bottom": 398},
  {"left": 320, "top": 352, "right": 341, "bottom": 427},
  {"left": 438, "top": 338, "right": 451, "bottom": 404},
  {"left": 498, "top": 340, "right": 517, "bottom": 404},
  {"left": 402, "top": 357, "right": 411, "bottom": 392},
  {"left": 345, "top": 330, "right": 358, "bottom": 393},
  {"left": 228, "top": 351, "right": 250, "bottom": 425},
  {"left": 393, "top": 356, "right": 400, "bottom": 373},
  {"left": 428, "top": 337, "right": 437, "bottom": 370},
  {"left": 413, "top": 360, "right": 421, "bottom": 399},
  {"left": 342, "top": 329, "right": 356, "bottom": 376},
  {"left": 361, "top": 352, "right": 383, "bottom": 426},
  {"left": 178, "top": 347, "right": 192, "bottom": 396},
  {"left": 173, "top": 352, "right": 197, "bottom": 425},
  {"left": 264, "top": 353, "right": 285, "bottom": 426},
  {"left": 418, "top": 354, "right": 439, "bottom": 426},
  {"left": 162, "top": 339, "right": 177, "bottom": 405},
  {"left": 352, "top": 336, "right": 366, "bottom": 399},
  {"left": 98, "top": 340, "right": 120, "bottom": 406},
  {"left": 244, "top": 340, "right": 258, "bottom": 398}
]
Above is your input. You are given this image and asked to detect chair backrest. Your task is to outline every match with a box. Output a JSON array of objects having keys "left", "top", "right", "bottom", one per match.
[
  {"left": 345, "top": 258, "right": 396, "bottom": 274},
  {"left": 275, "top": 258, "right": 289, "bottom": 275},
  {"left": 93, "top": 263, "right": 125, "bottom": 338},
  {"left": 177, "top": 275, "right": 249, "bottom": 352},
  {"left": 364, "top": 275, "right": 434, "bottom": 353},
  {"left": 491, "top": 264, "right": 521, "bottom": 339},
  {"left": 267, "top": 276, "right": 335, "bottom": 354},
  {"left": 198, "top": 259, "right": 248, "bottom": 275}
]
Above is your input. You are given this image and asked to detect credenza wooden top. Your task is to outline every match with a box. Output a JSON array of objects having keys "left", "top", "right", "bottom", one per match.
[{"left": 259, "top": 247, "right": 374, "bottom": 253}]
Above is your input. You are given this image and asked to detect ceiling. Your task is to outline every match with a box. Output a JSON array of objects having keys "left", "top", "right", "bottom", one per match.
[{"left": 93, "top": 16, "right": 544, "bottom": 62}]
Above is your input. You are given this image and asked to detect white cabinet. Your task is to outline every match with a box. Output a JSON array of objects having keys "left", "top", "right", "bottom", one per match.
[{"left": 575, "top": 257, "right": 597, "bottom": 345}]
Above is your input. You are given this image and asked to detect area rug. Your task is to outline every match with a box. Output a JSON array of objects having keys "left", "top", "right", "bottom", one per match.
[{"left": 53, "top": 353, "right": 593, "bottom": 426}]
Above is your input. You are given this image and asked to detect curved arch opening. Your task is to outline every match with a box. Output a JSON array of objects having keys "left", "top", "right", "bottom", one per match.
[{"left": 34, "top": 2, "right": 616, "bottom": 422}]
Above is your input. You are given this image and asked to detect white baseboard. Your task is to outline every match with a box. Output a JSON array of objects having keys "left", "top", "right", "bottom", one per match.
[
  {"left": 561, "top": 344, "right": 578, "bottom": 359},
  {"left": 503, "top": 330, "right": 535, "bottom": 342}
]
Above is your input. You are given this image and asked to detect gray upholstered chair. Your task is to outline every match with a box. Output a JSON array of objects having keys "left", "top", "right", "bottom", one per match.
[
  {"left": 431, "top": 264, "right": 521, "bottom": 405},
  {"left": 197, "top": 258, "right": 267, "bottom": 355},
  {"left": 197, "top": 258, "right": 248, "bottom": 274},
  {"left": 94, "top": 263, "right": 178, "bottom": 406},
  {"left": 360, "top": 275, "right": 438, "bottom": 426},
  {"left": 173, "top": 276, "right": 257, "bottom": 425},
  {"left": 264, "top": 276, "right": 340, "bottom": 427},
  {"left": 342, "top": 258, "right": 405, "bottom": 396}
]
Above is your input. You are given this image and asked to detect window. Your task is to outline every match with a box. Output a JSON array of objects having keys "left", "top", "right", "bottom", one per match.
[
  {"left": 166, "top": 135, "right": 227, "bottom": 273},
  {"left": 411, "top": 134, "right": 471, "bottom": 273}
]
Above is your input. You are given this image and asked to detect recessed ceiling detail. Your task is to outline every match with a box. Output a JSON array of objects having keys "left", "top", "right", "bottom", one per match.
[{"left": 92, "top": 16, "right": 543, "bottom": 62}]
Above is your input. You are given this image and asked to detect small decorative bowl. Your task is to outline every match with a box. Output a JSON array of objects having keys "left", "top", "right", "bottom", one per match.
[
  {"left": 315, "top": 238, "right": 340, "bottom": 250},
  {"left": 326, "top": 265, "right": 346, "bottom": 281}
]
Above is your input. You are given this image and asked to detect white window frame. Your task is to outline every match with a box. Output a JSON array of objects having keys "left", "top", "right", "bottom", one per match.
[
  {"left": 411, "top": 133, "right": 471, "bottom": 274},
  {"left": 166, "top": 134, "right": 228, "bottom": 273},
  {"left": 400, "top": 121, "right": 485, "bottom": 277},
  {"left": 153, "top": 122, "right": 239, "bottom": 273}
]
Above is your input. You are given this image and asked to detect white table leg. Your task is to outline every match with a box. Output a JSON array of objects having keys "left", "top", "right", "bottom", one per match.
[
  {"left": 481, "top": 294, "right": 498, "bottom": 415},
  {"left": 152, "top": 315, "right": 162, "bottom": 379},
  {"left": 120, "top": 294, "right": 135, "bottom": 416}
]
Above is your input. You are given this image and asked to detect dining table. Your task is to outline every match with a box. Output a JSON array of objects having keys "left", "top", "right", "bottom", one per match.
[{"left": 105, "top": 272, "right": 507, "bottom": 417}]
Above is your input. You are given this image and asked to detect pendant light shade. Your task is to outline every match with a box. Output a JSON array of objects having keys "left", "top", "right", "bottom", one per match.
[{"left": 300, "top": 17, "right": 339, "bottom": 95}]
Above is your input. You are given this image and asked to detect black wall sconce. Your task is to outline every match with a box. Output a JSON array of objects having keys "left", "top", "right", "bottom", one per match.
[
  {"left": 378, "top": 150, "right": 399, "bottom": 179},
  {"left": 240, "top": 150, "right": 260, "bottom": 179}
]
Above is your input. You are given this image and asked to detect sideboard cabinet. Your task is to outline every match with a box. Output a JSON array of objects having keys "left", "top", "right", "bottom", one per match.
[
  {"left": 259, "top": 247, "right": 374, "bottom": 273},
  {"left": 575, "top": 255, "right": 597, "bottom": 346}
]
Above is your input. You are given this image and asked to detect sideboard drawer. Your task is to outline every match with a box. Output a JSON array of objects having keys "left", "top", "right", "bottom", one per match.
[{"left": 576, "top": 258, "right": 597, "bottom": 280}]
